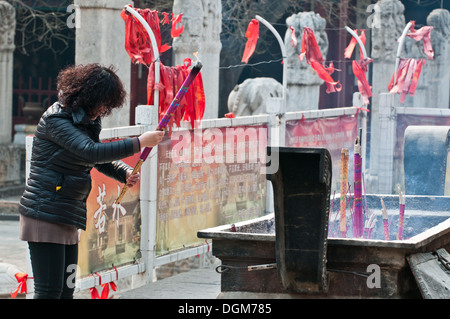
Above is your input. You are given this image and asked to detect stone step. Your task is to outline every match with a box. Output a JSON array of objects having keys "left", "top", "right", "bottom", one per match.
[{"left": 0, "top": 196, "right": 20, "bottom": 220}]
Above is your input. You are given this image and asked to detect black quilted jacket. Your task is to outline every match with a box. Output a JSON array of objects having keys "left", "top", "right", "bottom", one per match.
[{"left": 19, "top": 102, "right": 138, "bottom": 230}]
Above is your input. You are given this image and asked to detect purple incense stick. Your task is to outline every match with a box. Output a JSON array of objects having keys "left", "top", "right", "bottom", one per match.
[
  {"left": 381, "top": 198, "right": 390, "bottom": 241},
  {"left": 353, "top": 137, "right": 363, "bottom": 238},
  {"left": 397, "top": 186, "right": 405, "bottom": 240}
]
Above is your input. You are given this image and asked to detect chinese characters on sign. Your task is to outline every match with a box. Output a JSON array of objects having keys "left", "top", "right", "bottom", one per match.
[
  {"left": 156, "top": 126, "right": 268, "bottom": 255},
  {"left": 79, "top": 140, "right": 141, "bottom": 277}
]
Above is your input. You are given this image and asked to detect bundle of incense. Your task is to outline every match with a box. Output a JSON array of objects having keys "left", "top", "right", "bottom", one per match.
[
  {"left": 353, "top": 137, "right": 363, "bottom": 238},
  {"left": 397, "top": 186, "right": 405, "bottom": 240},
  {"left": 363, "top": 211, "right": 376, "bottom": 239},
  {"left": 339, "top": 149, "right": 349, "bottom": 238},
  {"left": 380, "top": 198, "right": 390, "bottom": 241}
]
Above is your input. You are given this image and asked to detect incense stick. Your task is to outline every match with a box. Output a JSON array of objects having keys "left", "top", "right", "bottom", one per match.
[
  {"left": 353, "top": 137, "right": 363, "bottom": 238},
  {"left": 380, "top": 198, "right": 390, "bottom": 241},
  {"left": 339, "top": 149, "right": 349, "bottom": 238},
  {"left": 397, "top": 186, "right": 405, "bottom": 240},
  {"left": 363, "top": 211, "right": 376, "bottom": 239}
]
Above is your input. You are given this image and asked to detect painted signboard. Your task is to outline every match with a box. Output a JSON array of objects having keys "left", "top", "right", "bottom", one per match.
[
  {"left": 285, "top": 115, "right": 359, "bottom": 193},
  {"left": 78, "top": 140, "right": 141, "bottom": 277},
  {"left": 155, "top": 125, "right": 268, "bottom": 255}
]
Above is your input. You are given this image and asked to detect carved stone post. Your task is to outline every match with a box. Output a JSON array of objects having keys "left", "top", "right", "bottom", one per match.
[
  {"left": 284, "top": 12, "right": 328, "bottom": 112},
  {"left": 402, "top": 9, "right": 450, "bottom": 109},
  {"left": 172, "top": 0, "right": 222, "bottom": 119},
  {"left": 0, "top": 1, "right": 15, "bottom": 144},
  {"left": 368, "top": 0, "right": 405, "bottom": 190},
  {"left": 74, "top": 0, "right": 131, "bottom": 128},
  {"left": 0, "top": 1, "right": 24, "bottom": 190}
]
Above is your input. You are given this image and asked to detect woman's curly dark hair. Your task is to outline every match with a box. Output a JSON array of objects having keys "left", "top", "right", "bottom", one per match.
[{"left": 56, "top": 64, "right": 126, "bottom": 119}]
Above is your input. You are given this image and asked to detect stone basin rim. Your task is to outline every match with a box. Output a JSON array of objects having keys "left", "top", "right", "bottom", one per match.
[{"left": 197, "top": 213, "right": 450, "bottom": 250}]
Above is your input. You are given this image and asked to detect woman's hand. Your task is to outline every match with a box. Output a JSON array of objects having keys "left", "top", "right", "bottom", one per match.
[
  {"left": 127, "top": 131, "right": 164, "bottom": 188},
  {"left": 138, "top": 130, "right": 165, "bottom": 148},
  {"left": 126, "top": 170, "right": 140, "bottom": 188}
]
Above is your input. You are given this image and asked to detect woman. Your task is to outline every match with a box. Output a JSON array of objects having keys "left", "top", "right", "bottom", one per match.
[{"left": 19, "top": 63, "right": 164, "bottom": 299}]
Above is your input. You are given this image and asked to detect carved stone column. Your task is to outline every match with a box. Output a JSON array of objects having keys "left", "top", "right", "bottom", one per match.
[
  {"left": 0, "top": 1, "right": 24, "bottom": 190},
  {"left": 402, "top": 9, "right": 450, "bottom": 109},
  {"left": 0, "top": 1, "right": 15, "bottom": 144},
  {"left": 172, "top": 0, "right": 222, "bottom": 119},
  {"left": 284, "top": 12, "right": 328, "bottom": 112},
  {"left": 74, "top": 0, "right": 132, "bottom": 128},
  {"left": 368, "top": 0, "right": 405, "bottom": 190}
]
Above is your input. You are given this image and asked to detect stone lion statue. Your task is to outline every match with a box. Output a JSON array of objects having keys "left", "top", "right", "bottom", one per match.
[{"left": 227, "top": 77, "right": 283, "bottom": 116}]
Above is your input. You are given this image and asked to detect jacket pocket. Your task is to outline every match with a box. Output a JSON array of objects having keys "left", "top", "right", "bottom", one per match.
[
  {"left": 56, "top": 173, "right": 92, "bottom": 201},
  {"left": 52, "top": 175, "right": 65, "bottom": 200}
]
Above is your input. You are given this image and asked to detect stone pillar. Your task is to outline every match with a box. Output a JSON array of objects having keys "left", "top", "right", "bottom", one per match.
[
  {"left": 0, "top": 1, "right": 15, "bottom": 144},
  {"left": 374, "top": 93, "right": 397, "bottom": 194},
  {"left": 369, "top": 0, "right": 405, "bottom": 189},
  {"left": 0, "top": 2, "right": 24, "bottom": 191},
  {"left": 74, "top": 0, "right": 132, "bottom": 128},
  {"left": 284, "top": 12, "right": 328, "bottom": 112},
  {"left": 402, "top": 9, "right": 450, "bottom": 109},
  {"left": 172, "top": 0, "right": 222, "bottom": 119}
]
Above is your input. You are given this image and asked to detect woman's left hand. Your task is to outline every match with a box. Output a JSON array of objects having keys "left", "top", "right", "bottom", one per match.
[{"left": 126, "top": 170, "right": 140, "bottom": 188}]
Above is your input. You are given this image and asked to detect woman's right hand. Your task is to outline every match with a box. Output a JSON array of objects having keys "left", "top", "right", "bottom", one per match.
[{"left": 138, "top": 130, "right": 165, "bottom": 148}]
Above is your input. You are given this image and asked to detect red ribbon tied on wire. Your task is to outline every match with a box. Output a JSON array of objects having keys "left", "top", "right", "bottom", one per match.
[
  {"left": 388, "top": 58, "right": 425, "bottom": 103},
  {"left": 344, "top": 29, "right": 372, "bottom": 105},
  {"left": 299, "top": 27, "right": 341, "bottom": 93},
  {"left": 387, "top": 21, "right": 432, "bottom": 103},
  {"left": 146, "top": 58, "right": 205, "bottom": 130},
  {"left": 121, "top": 7, "right": 185, "bottom": 66},
  {"left": 10, "top": 272, "right": 29, "bottom": 298},
  {"left": 352, "top": 58, "right": 373, "bottom": 105},
  {"left": 289, "top": 26, "right": 297, "bottom": 47},
  {"left": 242, "top": 19, "right": 259, "bottom": 63},
  {"left": 344, "top": 29, "right": 367, "bottom": 59},
  {"left": 405, "top": 21, "right": 434, "bottom": 60}
]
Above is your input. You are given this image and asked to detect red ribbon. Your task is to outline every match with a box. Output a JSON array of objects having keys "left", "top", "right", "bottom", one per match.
[
  {"left": 224, "top": 112, "right": 235, "bottom": 118},
  {"left": 147, "top": 59, "right": 205, "bottom": 130},
  {"left": 309, "top": 60, "right": 342, "bottom": 93},
  {"left": 10, "top": 272, "right": 30, "bottom": 298},
  {"left": 90, "top": 286, "right": 100, "bottom": 299},
  {"left": 121, "top": 7, "right": 162, "bottom": 65},
  {"left": 352, "top": 58, "right": 373, "bottom": 105},
  {"left": 344, "top": 30, "right": 372, "bottom": 104},
  {"left": 121, "top": 7, "right": 185, "bottom": 65},
  {"left": 405, "top": 21, "right": 434, "bottom": 60},
  {"left": 171, "top": 14, "right": 184, "bottom": 38},
  {"left": 344, "top": 29, "right": 366, "bottom": 59},
  {"left": 241, "top": 19, "right": 259, "bottom": 64},
  {"left": 289, "top": 26, "right": 297, "bottom": 47},
  {"left": 161, "top": 12, "right": 169, "bottom": 25},
  {"left": 299, "top": 27, "right": 341, "bottom": 93},
  {"left": 90, "top": 272, "right": 118, "bottom": 299},
  {"left": 299, "top": 27, "right": 324, "bottom": 64},
  {"left": 388, "top": 58, "right": 425, "bottom": 103}
]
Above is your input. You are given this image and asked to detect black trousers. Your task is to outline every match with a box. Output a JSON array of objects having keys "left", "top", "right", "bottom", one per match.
[{"left": 28, "top": 242, "right": 78, "bottom": 299}]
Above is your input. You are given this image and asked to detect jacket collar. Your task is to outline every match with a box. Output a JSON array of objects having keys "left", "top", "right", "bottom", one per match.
[{"left": 71, "top": 105, "right": 100, "bottom": 126}]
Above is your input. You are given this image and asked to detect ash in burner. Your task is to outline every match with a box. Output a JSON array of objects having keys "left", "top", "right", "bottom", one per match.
[{"left": 231, "top": 217, "right": 275, "bottom": 234}]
